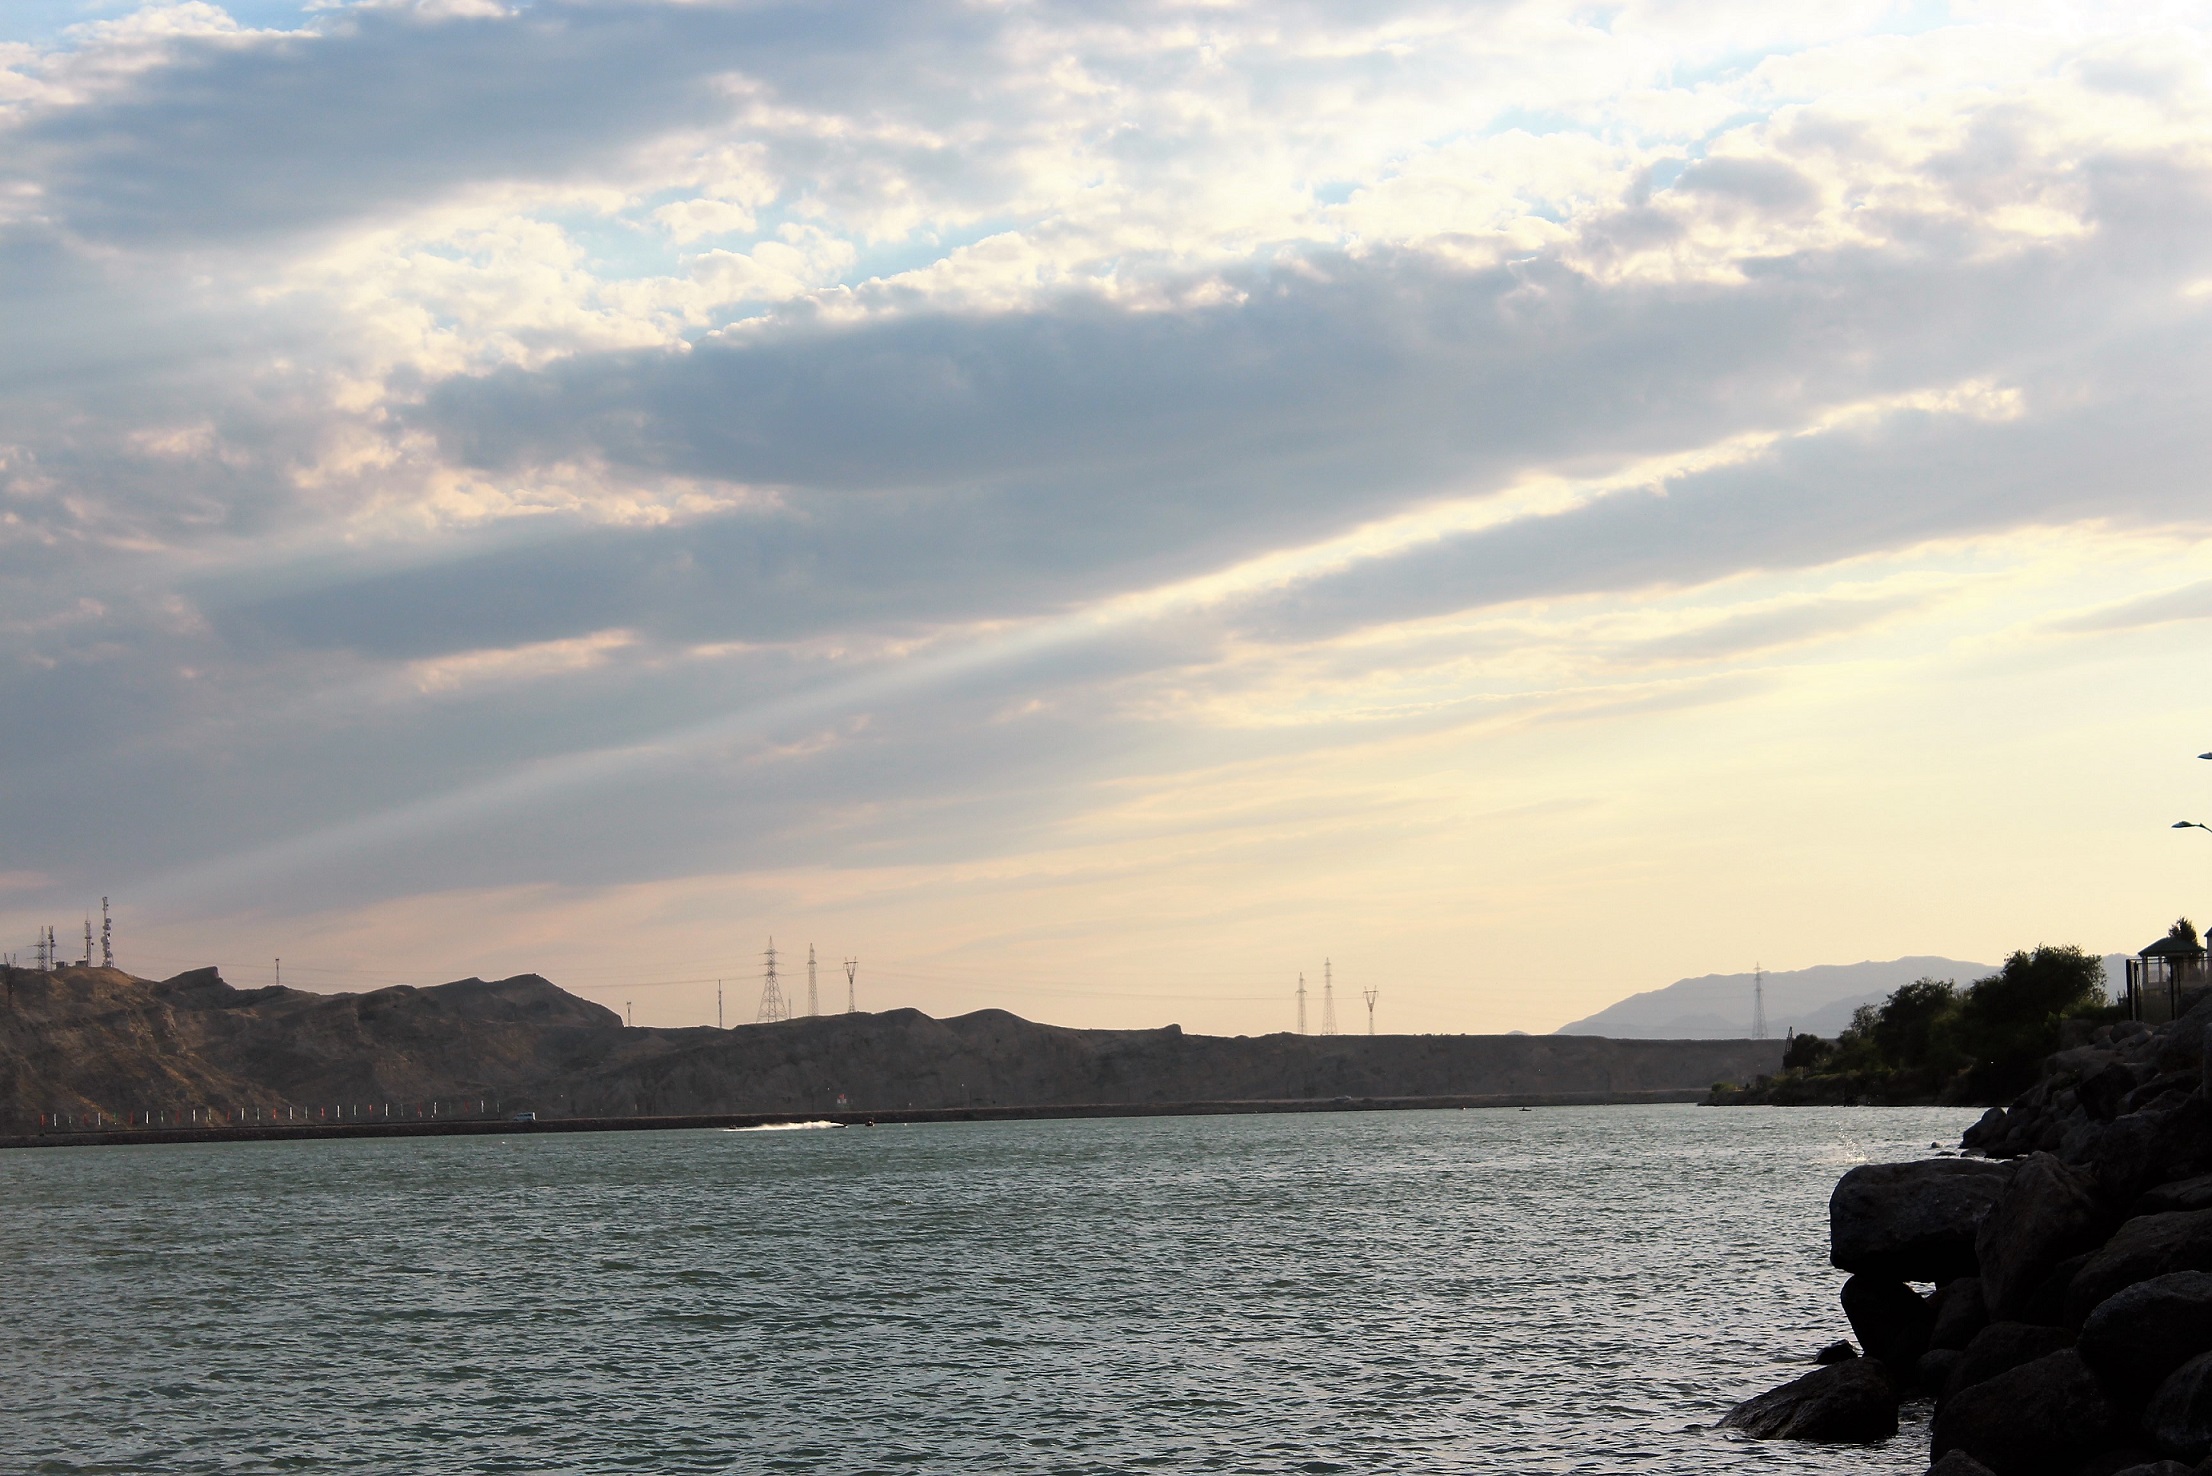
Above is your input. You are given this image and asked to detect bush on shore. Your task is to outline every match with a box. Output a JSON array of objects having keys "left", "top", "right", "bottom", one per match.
[{"left": 1712, "top": 943, "right": 2123, "bottom": 1107}]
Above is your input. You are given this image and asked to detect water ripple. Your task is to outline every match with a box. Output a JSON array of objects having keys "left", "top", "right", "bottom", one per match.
[{"left": 1, "top": 1104, "right": 1975, "bottom": 1474}]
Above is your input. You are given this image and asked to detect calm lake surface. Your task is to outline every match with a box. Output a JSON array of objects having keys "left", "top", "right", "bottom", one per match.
[{"left": 2, "top": 1104, "right": 1979, "bottom": 1474}]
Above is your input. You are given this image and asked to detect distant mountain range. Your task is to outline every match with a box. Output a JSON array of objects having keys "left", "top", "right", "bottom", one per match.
[
  {"left": 1556, "top": 957, "right": 1996, "bottom": 1039},
  {"left": 3, "top": 965, "right": 1785, "bottom": 1124},
  {"left": 1555, "top": 954, "right": 2132, "bottom": 1039}
]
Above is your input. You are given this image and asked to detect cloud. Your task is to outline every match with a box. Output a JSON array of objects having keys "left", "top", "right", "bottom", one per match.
[
  {"left": 2056, "top": 578, "right": 2212, "bottom": 633},
  {"left": 4, "top": 0, "right": 2212, "bottom": 1027}
]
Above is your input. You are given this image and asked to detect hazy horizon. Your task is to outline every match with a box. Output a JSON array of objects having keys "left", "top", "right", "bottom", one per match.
[{"left": 4, "top": 0, "right": 2209, "bottom": 1036}]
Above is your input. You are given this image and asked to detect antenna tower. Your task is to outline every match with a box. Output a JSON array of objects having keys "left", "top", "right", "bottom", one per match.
[
  {"left": 34, "top": 927, "right": 49, "bottom": 972},
  {"left": 807, "top": 945, "right": 819, "bottom": 1016},
  {"left": 1321, "top": 959, "right": 1337, "bottom": 1036},
  {"left": 844, "top": 957, "right": 858, "bottom": 1013},
  {"left": 100, "top": 898, "right": 112, "bottom": 969},
  {"left": 81, "top": 917, "right": 92, "bottom": 967},
  {"left": 758, "top": 939, "right": 789, "bottom": 1023},
  {"left": 1751, "top": 963, "right": 1768, "bottom": 1041},
  {"left": 717, "top": 980, "right": 724, "bottom": 1030},
  {"left": 1296, "top": 972, "right": 1307, "bottom": 1034},
  {"left": 1362, "top": 985, "right": 1378, "bottom": 1035}
]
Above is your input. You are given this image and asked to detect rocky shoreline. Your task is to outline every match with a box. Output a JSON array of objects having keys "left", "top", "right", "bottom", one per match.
[{"left": 1721, "top": 995, "right": 2212, "bottom": 1474}]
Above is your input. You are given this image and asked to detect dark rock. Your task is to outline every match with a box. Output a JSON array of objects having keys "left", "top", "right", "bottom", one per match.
[
  {"left": 2108, "top": 1463, "right": 2195, "bottom": 1476},
  {"left": 1927, "top": 1453, "right": 1997, "bottom": 1476},
  {"left": 1834, "top": 1158, "right": 2014, "bottom": 1281},
  {"left": 2143, "top": 1352, "right": 2212, "bottom": 1463},
  {"left": 2077, "top": 1272, "right": 2212, "bottom": 1396},
  {"left": 2070, "top": 1097, "right": 2212, "bottom": 1203},
  {"left": 2078, "top": 1457, "right": 2169, "bottom": 1476},
  {"left": 1982, "top": 1155, "right": 2111, "bottom": 1318},
  {"left": 1815, "top": 1339, "right": 1859, "bottom": 1364},
  {"left": 1932, "top": 1277, "right": 1992, "bottom": 1350},
  {"left": 2154, "top": 995, "right": 2212, "bottom": 1075},
  {"left": 1933, "top": 1350, "right": 2114, "bottom": 1475},
  {"left": 2083, "top": 1062, "right": 2147, "bottom": 1120},
  {"left": 1720, "top": 1357, "right": 1899, "bottom": 1442},
  {"left": 1968, "top": 1108, "right": 2011, "bottom": 1152},
  {"left": 2020, "top": 1252, "right": 2099, "bottom": 1328},
  {"left": 1844, "top": 1274, "right": 1935, "bottom": 1367},
  {"left": 2138, "top": 1174, "right": 2212, "bottom": 1217},
  {"left": 1949, "top": 1323, "right": 2075, "bottom": 1401},
  {"left": 1921, "top": 1348, "right": 1965, "bottom": 1394},
  {"left": 2125, "top": 1076, "right": 2202, "bottom": 1117},
  {"left": 2066, "top": 1212, "right": 2212, "bottom": 1328}
]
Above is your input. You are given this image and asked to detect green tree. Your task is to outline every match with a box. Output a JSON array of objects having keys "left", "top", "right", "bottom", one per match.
[
  {"left": 1781, "top": 1032, "right": 1833, "bottom": 1070},
  {"left": 1871, "top": 976, "right": 1961, "bottom": 1077},
  {"left": 1956, "top": 945, "right": 2108, "bottom": 1100}
]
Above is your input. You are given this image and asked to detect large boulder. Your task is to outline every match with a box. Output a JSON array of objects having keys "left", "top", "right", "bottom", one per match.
[
  {"left": 1844, "top": 1274, "right": 1935, "bottom": 1367},
  {"left": 2141, "top": 1352, "right": 2212, "bottom": 1464},
  {"left": 1946, "top": 1322, "right": 2074, "bottom": 1402},
  {"left": 2067, "top": 1098, "right": 2212, "bottom": 1202},
  {"left": 2016, "top": 1250, "right": 2096, "bottom": 1327},
  {"left": 2065, "top": 1211, "right": 2212, "bottom": 1328},
  {"left": 2077, "top": 1272, "right": 2212, "bottom": 1397},
  {"left": 1720, "top": 1357, "right": 1899, "bottom": 1442},
  {"left": 2081, "top": 1061, "right": 2145, "bottom": 1122},
  {"left": 1932, "top": 1349, "right": 2115, "bottom": 1475},
  {"left": 2136, "top": 1172, "right": 2212, "bottom": 1216},
  {"left": 1926, "top": 1453, "right": 1997, "bottom": 1476},
  {"left": 1978, "top": 1154, "right": 2110, "bottom": 1318},
  {"left": 1930, "top": 1277, "right": 1990, "bottom": 1350},
  {"left": 1833, "top": 1158, "right": 2014, "bottom": 1281},
  {"left": 1919, "top": 1348, "right": 1965, "bottom": 1395}
]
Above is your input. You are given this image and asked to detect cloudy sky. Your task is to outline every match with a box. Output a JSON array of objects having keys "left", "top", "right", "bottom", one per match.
[{"left": 4, "top": 0, "right": 2210, "bottom": 1033}]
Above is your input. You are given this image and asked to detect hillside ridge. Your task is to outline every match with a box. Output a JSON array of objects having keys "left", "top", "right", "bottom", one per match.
[{"left": 0, "top": 965, "right": 1784, "bottom": 1125}]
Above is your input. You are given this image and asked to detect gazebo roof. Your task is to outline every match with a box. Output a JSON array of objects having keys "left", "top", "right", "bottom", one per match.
[{"left": 2140, "top": 935, "right": 2206, "bottom": 958}]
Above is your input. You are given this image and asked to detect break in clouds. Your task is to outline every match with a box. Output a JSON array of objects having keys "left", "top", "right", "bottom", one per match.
[{"left": 3, "top": 0, "right": 2211, "bottom": 925}]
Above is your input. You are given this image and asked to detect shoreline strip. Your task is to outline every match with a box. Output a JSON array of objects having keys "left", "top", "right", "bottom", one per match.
[{"left": 0, "top": 1088, "right": 1707, "bottom": 1151}]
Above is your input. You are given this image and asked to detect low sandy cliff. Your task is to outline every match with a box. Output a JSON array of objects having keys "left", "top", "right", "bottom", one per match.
[
  {"left": 1719, "top": 995, "right": 2212, "bottom": 1475},
  {"left": 0, "top": 965, "right": 1784, "bottom": 1122}
]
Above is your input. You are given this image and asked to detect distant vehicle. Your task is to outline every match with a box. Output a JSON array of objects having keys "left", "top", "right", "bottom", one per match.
[{"left": 510, "top": 1111, "right": 537, "bottom": 1122}]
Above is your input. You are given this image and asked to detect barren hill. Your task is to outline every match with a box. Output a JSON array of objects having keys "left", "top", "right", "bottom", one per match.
[{"left": 0, "top": 965, "right": 1785, "bottom": 1125}]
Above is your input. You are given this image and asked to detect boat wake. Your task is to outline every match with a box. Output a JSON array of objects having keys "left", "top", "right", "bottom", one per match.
[{"left": 724, "top": 1120, "right": 843, "bottom": 1132}]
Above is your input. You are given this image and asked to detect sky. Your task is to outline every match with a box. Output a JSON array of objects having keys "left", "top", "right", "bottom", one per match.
[{"left": 4, "top": 0, "right": 2211, "bottom": 1035}]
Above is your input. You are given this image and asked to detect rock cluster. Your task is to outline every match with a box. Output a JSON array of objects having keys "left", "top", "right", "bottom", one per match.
[{"left": 1722, "top": 994, "right": 2212, "bottom": 1474}]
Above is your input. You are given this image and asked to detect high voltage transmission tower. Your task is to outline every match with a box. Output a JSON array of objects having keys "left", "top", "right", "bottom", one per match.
[
  {"left": 758, "top": 939, "right": 790, "bottom": 1023},
  {"left": 807, "top": 945, "right": 819, "bottom": 1016},
  {"left": 1363, "top": 985, "right": 1378, "bottom": 1035},
  {"left": 1321, "top": 959, "right": 1338, "bottom": 1036},
  {"left": 1296, "top": 972, "right": 1307, "bottom": 1035},
  {"left": 1752, "top": 963, "right": 1767, "bottom": 1041},
  {"left": 844, "top": 957, "right": 858, "bottom": 1013}
]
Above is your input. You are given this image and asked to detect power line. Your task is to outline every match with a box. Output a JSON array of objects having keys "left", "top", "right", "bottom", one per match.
[
  {"left": 1363, "top": 984, "right": 1378, "bottom": 1035},
  {"left": 1321, "top": 958, "right": 1337, "bottom": 1036},
  {"left": 844, "top": 957, "right": 858, "bottom": 1013},
  {"left": 1296, "top": 972, "right": 1306, "bottom": 1035}
]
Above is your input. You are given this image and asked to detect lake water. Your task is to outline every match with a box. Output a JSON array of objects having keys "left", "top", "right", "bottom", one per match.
[{"left": 2, "top": 1104, "right": 1979, "bottom": 1474}]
